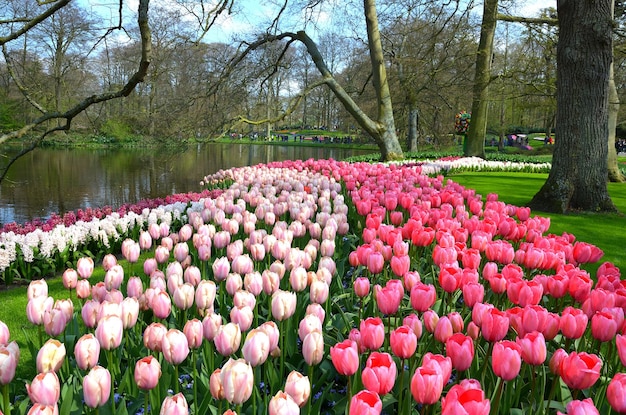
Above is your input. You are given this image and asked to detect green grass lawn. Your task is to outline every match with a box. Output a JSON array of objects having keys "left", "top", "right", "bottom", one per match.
[{"left": 448, "top": 171, "right": 626, "bottom": 271}]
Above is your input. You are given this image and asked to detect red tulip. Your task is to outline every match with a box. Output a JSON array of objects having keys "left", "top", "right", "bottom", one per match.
[
  {"left": 330, "top": 339, "right": 359, "bottom": 376},
  {"left": 491, "top": 340, "right": 521, "bottom": 381},
  {"left": 390, "top": 326, "right": 417, "bottom": 359},
  {"left": 349, "top": 390, "right": 382, "bottom": 415},
  {"left": 560, "top": 306, "right": 588, "bottom": 339},
  {"left": 590, "top": 310, "right": 619, "bottom": 342},
  {"left": 410, "top": 283, "right": 436, "bottom": 312},
  {"left": 607, "top": 373, "right": 626, "bottom": 413},
  {"left": 559, "top": 351, "right": 602, "bottom": 390},
  {"left": 446, "top": 333, "right": 474, "bottom": 371},
  {"left": 360, "top": 317, "right": 385, "bottom": 351},
  {"left": 82, "top": 366, "right": 111, "bottom": 408},
  {"left": 410, "top": 361, "right": 445, "bottom": 405},
  {"left": 362, "top": 352, "right": 396, "bottom": 396},
  {"left": 441, "top": 379, "right": 490, "bottom": 415},
  {"left": 481, "top": 307, "right": 509, "bottom": 343},
  {"left": 516, "top": 331, "right": 546, "bottom": 366},
  {"left": 366, "top": 251, "right": 384, "bottom": 275}
]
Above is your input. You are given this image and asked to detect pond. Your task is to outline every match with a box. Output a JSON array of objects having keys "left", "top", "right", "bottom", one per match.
[{"left": 0, "top": 142, "right": 375, "bottom": 226}]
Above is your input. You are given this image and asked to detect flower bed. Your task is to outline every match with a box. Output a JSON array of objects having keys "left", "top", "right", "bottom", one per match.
[{"left": 0, "top": 157, "right": 624, "bottom": 415}]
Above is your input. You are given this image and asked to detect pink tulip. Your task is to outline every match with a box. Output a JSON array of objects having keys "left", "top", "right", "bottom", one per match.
[
  {"left": 481, "top": 307, "right": 510, "bottom": 343},
  {"left": 151, "top": 289, "right": 172, "bottom": 319},
  {"left": 36, "top": 339, "right": 66, "bottom": 374},
  {"left": 82, "top": 366, "right": 111, "bottom": 408},
  {"left": 95, "top": 315, "right": 123, "bottom": 350},
  {"left": 349, "top": 390, "right": 382, "bottom": 415},
  {"left": 230, "top": 305, "right": 254, "bottom": 332},
  {"left": 285, "top": 370, "right": 310, "bottom": 407},
  {"left": 77, "top": 257, "right": 94, "bottom": 279},
  {"left": 195, "top": 280, "right": 216, "bottom": 312},
  {"left": 225, "top": 273, "right": 243, "bottom": 296},
  {"left": 422, "top": 353, "right": 452, "bottom": 385},
  {"left": 27, "top": 279, "right": 49, "bottom": 300},
  {"left": 76, "top": 280, "right": 91, "bottom": 299},
  {"left": 243, "top": 271, "right": 263, "bottom": 296},
  {"left": 160, "top": 393, "right": 188, "bottom": 415},
  {"left": 0, "top": 344, "right": 18, "bottom": 385},
  {"left": 366, "top": 251, "right": 384, "bottom": 275},
  {"left": 354, "top": 277, "right": 371, "bottom": 298},
  {"left": 27, "top": 372, "right": 60, "bottom": 405},
  {"left": 202, "top": 313, "right": 223, "bottom": 342},
  {"left": 134, "top": 356, "right": 161, "bottom": 390},
  {"left": 173, "top": 283, "right": 195, "bottom": 310},
  {"left": 209, "top": 368, "right": 224, "bottom": 400},
  {"left": 143, "top": 322, "right": 167, "bottom": 352},
  {"left": 269, "top": 391, "right": 300, "bottom": 415},
  {"left": 361, "top": 352, "right": 397, "bottom": 395},
  {"left": 74, "top": 334, "right": 100, "bottom": 371},
  {"left": 162, "top": 329, "right": 189, "bottom": 365},
  {"left": 154, "top": 246, "right": 170, "bottom": 265},
  {"left": 434, "top": 316, "right": 454, "bottom": 344},
  {"left": 220, "top": 358, "right": 254, "bottom": 405},
  {"left": 27, "top": 296, "right": 54, "bottom": 326},
  {"left": 241, "top": 328, "right": 270, "bottom": 367},
  {"left": 43, "top": 309, "right": 68, "bottom": 337},
  {"left": 62, "top": 269, "right": 78, "bottom": 290},
  {"left": 26, "top": 404, "right": 59, "bottom": 415},
  {"left": 214, "top": 322, "right": 242, "bottom": 356},
  {"left": 302, "top": 331, "right": 324, "bottom": 366},
  {"left": 271, "top": 290, "right": 297, "bottom": 321},
  {"left": 183, "top": 319, "right": 204, "bottom": 349}
]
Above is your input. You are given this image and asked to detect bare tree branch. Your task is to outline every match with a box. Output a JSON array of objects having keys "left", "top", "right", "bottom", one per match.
[
  {"left": 0, "top": 0, "right": 153, "bottom": 182},
  {"left": 0, "top": 0, "right": 72, "bottom": 44}
]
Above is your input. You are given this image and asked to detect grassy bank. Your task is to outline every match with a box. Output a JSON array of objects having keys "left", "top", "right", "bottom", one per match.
[{"left": 448, "top": 171, "right": 626, "bottom": 271}]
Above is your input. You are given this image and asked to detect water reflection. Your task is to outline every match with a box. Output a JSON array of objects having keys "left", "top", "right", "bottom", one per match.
[{"left": 0, "top": 143, "right": 373, "bottom": 225}]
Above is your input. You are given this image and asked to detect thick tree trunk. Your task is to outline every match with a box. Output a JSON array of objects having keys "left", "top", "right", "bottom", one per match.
[
  {"left": 466, "top": 0, "right": 498, "bottom": 158},
  {"left": 529, "top": 0, "right": 616, "bottom": 213}
]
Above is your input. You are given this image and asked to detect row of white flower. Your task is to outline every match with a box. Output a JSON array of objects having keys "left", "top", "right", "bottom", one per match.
[{"left": 0, "top": 157, "right": 550, "bottom": 275}]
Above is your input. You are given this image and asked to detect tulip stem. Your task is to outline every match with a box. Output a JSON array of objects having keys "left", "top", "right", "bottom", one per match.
[
  {"left": 491, "top": 378, "right": 504, "bottom": 415},
  {"left": 174, "top": 364, "right": 180, "bottom": 394},
  {"left": 307, "top": 364, "right": 314, "bottom": 415},
  {"left": 2, "top": 383, "right": 10, "bottom": 415},
  {"left": 192, "top": 349, "right": 198, "bottom": 415},
  {"left": 397, "top": 358, "right": 405, "bottom": 415},
  {"left": 145, "top": 390, "right": 151, "bottom": 415}
]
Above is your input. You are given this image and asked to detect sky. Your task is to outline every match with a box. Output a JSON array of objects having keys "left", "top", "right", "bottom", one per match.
[{"left": 78, "top": 0, "right": 557, "bottom": 44}]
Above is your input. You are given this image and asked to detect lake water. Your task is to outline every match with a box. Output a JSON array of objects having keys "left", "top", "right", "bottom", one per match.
[{"left": 0, "top": 142, "right": 374, "bottom": 226}]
